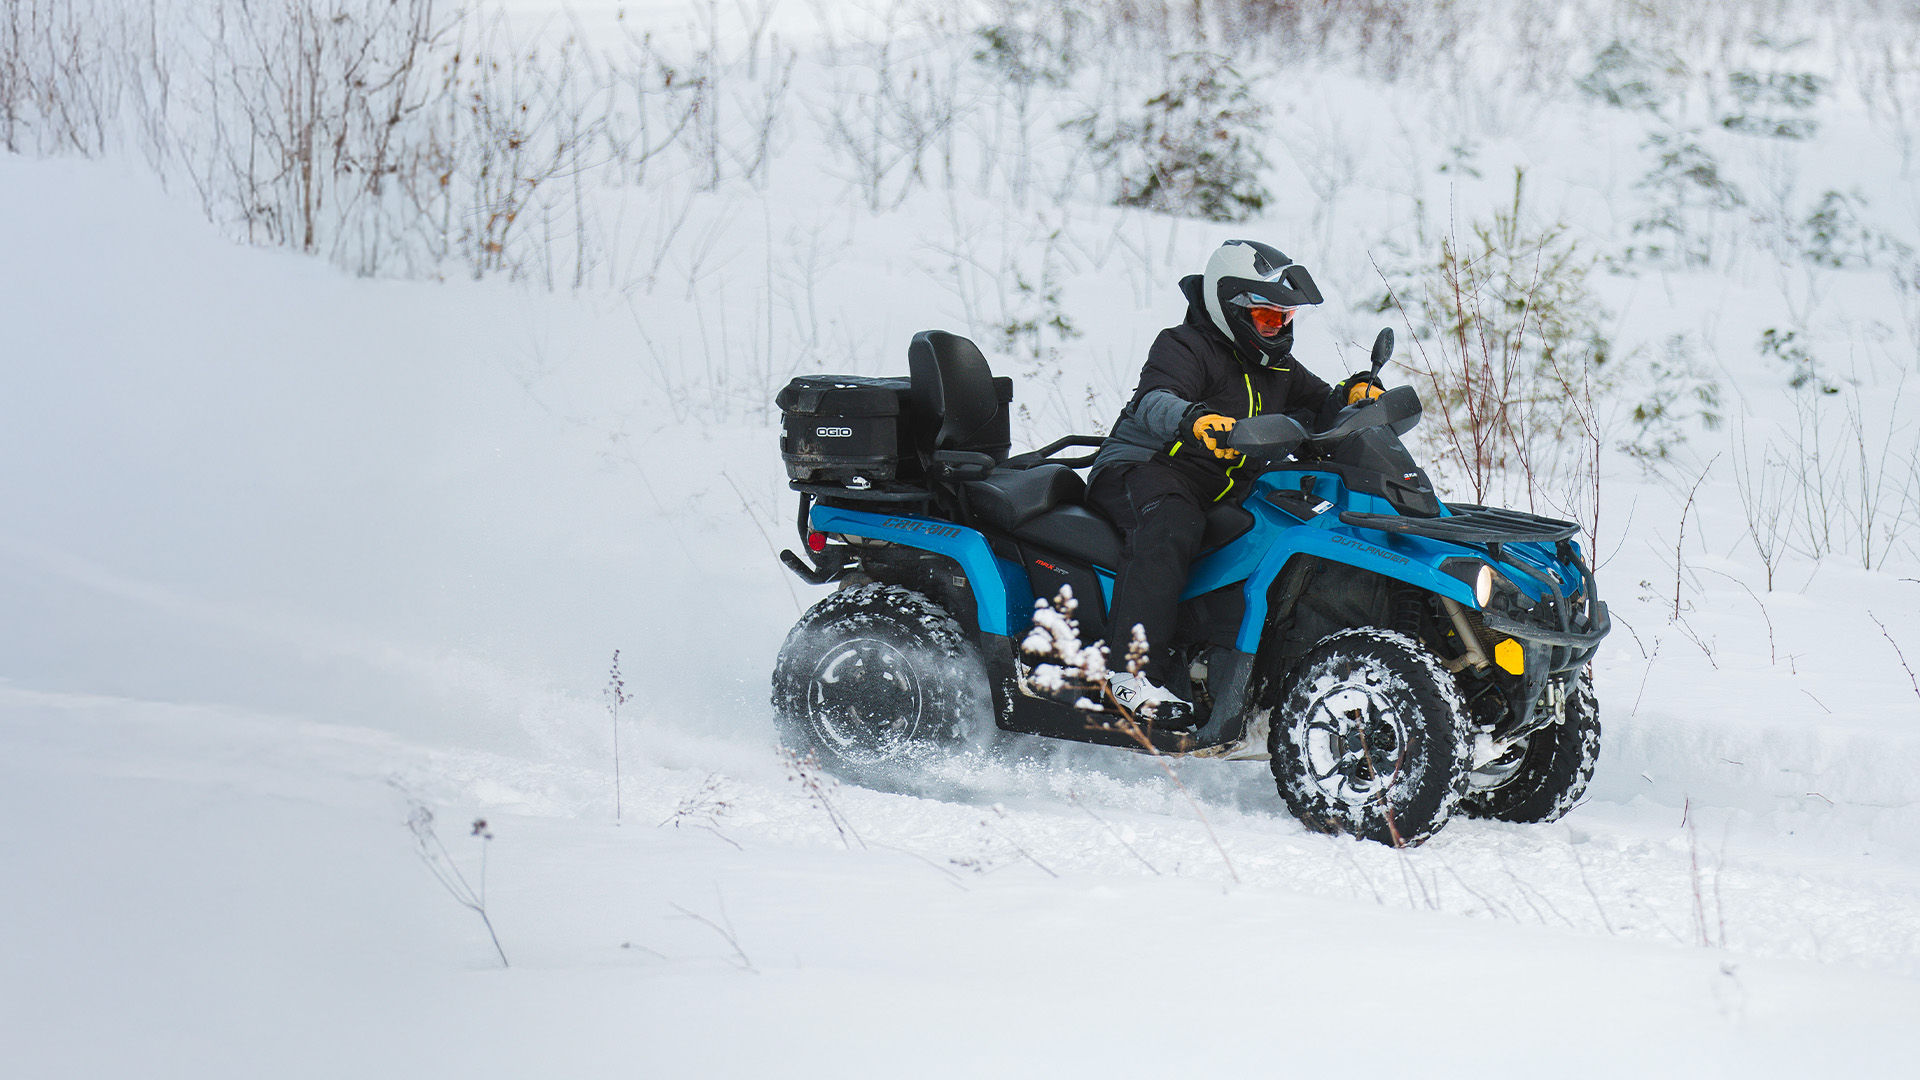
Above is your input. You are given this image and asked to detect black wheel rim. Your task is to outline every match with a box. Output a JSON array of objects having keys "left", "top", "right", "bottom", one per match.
[
  {"left": 1469, "top": 737, "right": 1531, "bottom": 791},
  {"left": 806, "top": 636, "right": 926, "bottom": 764},
  {"left": 1299, "top": 668, "right": 1409, "bottom": 807}
]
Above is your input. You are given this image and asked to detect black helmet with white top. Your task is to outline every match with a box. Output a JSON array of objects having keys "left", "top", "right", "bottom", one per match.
[{"left": 1202, "top": 239, "right": 1324, "bottom": 367}]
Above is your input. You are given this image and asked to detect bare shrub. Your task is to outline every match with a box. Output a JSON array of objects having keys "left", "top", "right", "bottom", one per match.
[
  {"left": 1734, "top": 377, "right": 1920, "bottom": 572},
  {"left": 923, "top": 208, "right": 1088, "bottom": 435},
  {"left": 1851, "top": 29, "right": 1920, "bottom": 177},
  {"left": 1730, "top": 417, "right": 1792, "bottom": 590},
  {"left": 1671, "top": 456, "right": 1717, "bottom": 622},
  {"left": 606, "top": 649, "right": 630, "bottom": 823},
  {"left": 405, "top": 801, "right": 509, "bottom": 967},
  {"left": 2, "top": 0, "right": 133, "bottom": 157},
  {"left": 0, "top": 3, "right": 19, "bottom": 153},
  {"left": 1373, "top": 169, "right": 1612, "bottom": 515},
  {"left": 670, "top": 891, "right": 756, "bottom": 972},
  {"left": 446, "top": 18, "right": 608, "bottom": 282},
  {"left": 1215, "top": 0, "right": 1458, "bottom": 82},
  {"left": 3, "top": 1, "right": 779, "bottom": 288},
  {"left": 1840, "top": 386, "right": 1920, "bottom": 570},
  {"left": 815, "top": 2, "right": 963, "bottom": 212},
  {"left": 184, "top": 0, "right": 459, "bottom": 265},
  {"left": 782, "top": 747, "right": 862, "bottom": 850},
  {"left": 660, "top": 774, "right": 740, "bottom": 849},
  {"left": 970, "top": 1, "right": 1081, "bottom": 206},
  {"left": 604, "top": 29, "right": 698, "bottom": 188},
  {"left": 1869, "top": 612, "right": 1920, "bottom": 712}
]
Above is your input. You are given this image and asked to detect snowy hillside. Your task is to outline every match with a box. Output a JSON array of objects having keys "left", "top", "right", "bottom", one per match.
[{"left": 6, "top": 1, "right": 1920, "bottom": 1075}]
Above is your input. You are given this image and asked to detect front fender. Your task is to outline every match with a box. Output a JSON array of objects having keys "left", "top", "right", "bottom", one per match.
[
  {"left": 807, "top": 504, "right": 1028, "bottom": 635},
  {"left": 1234, "top": 526, "right": 1478, "bottom": 653}
]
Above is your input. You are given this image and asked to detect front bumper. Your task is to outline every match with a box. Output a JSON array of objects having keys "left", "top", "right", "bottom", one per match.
[
  {"left": 1470, "top": 531, "right": 1609, "bottom": 740},
  {"left": 1482, "top": 600, "right": 1610, "bottom": 661}
]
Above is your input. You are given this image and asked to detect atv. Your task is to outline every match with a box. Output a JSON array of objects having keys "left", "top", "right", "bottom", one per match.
[{"left": 770, "top": 328, "right": 1609, "bottom": 845}]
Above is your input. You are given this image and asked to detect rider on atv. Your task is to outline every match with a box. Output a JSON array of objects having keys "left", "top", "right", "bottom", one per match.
[{"left": 1087, "top": 240, "right": 1385, "bottom": 721}]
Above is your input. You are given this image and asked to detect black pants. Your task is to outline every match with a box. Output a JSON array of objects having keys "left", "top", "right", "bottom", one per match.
[{"left": 1085, "top": 461, "right": 1208, "bottom": 684}]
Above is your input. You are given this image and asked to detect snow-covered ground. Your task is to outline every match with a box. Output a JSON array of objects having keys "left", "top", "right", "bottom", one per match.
[{"left": 7, "top": 1, "right": 1920, "bottom": 1074}]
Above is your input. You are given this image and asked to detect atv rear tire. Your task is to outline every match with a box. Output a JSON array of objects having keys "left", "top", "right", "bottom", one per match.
[
  {"left": 1460, "top": 668, "right": 1600, "bottom": 823},
  {"left": 1270, "top": 628, "right": 1473, "bottom": 847},
  {"left": 771, "top": 583, "right": 992, "bottom": 780}
]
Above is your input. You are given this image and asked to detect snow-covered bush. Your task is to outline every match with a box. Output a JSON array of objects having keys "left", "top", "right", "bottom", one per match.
[
  {"left": 1799, "top": 189, "right": 1909, "bottom": 269},
  {"left": 1627, "top": 127, "right": 1746, "bottom": 268},
  {"left": 1576, "top": 38, "right": 1688, "bottom": 113},
  {"left": 1720, "top": 67, "right": 1824, "bottom": 141},
  {"left": 1069, "top": 52, "right": 1270, "bottom": 223},
  {"left": 1620, "top": 333, "right": 1723, "bottom": 465},
  {"left": 1758, "top": 327, "right": 1836, "bottom": 394},
  {"left": 1020, "top": 587, "right": 1108, "bottom": 703}
]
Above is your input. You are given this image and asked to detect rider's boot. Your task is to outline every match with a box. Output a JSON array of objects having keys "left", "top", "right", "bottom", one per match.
[{"left": 1106, "top": 671, "right": 1199, "bottom": 729}]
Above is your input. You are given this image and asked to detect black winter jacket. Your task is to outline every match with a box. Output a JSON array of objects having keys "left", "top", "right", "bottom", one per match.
[{"left": 1090, "top": 274, "right": 1340, "bottom": 504}]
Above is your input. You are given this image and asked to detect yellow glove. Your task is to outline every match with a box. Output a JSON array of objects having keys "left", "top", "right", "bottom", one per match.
[
  {"left": 1192, "top": 413, "right": 1240, "bottom": 460},
  {"left": 1346, "top": 380, "right": 1385, "bottom": 405}
]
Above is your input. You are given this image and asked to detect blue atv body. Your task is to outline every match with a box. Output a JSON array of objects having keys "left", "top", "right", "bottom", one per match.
[{"left": 772, "top": 330, "right": 1610, "bottom": 845}]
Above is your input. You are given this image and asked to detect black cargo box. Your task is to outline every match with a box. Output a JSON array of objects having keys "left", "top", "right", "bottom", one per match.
[
  {"left": 777, "top": 375, "right": 913, "bottom": 484},
  {"left": 776, "top": 372, "right": 1015, "bottom": 487}
]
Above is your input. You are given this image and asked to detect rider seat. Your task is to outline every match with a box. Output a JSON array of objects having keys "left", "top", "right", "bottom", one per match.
[
  {"left": 964, "top": 464, "right": 1087, "bottom": 532},
  {"left": 913, "top": 328, "right": 1253, "bottom": 569},
  {"left": 965, "top": 464, "right": 1254, "bottom": 570}
]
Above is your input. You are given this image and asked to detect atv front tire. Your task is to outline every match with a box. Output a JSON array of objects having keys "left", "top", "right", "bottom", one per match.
[
  {"left": 771, "top": 583, "right": 991, "bottom": 780},
  {"left": 1270, "top": 628, "right": 1473, "bottom": 847},
  {"left": 1460, "top": 668, "right": 1600, "bottom": 823}
]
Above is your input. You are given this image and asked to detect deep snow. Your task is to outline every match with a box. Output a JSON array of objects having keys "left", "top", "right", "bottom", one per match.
[{"left": 7, "top": 2, "right": 1920, "bottom": 1074}]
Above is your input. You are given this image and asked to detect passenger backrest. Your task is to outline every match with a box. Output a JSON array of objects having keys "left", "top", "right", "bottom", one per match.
[{"left": 907, "top": 330, "right": 1012, "bottom": 462}]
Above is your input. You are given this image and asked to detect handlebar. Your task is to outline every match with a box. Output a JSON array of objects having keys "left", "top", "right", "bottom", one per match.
[
  {"left": 1227, "top": 384, "right": 1422, "bottom": 458},
  {"left": 1004, "top": 329, "right": 1408, "bottom": 469}
]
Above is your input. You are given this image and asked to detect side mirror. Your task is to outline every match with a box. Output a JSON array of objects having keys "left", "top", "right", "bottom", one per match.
[{"left": 1369, "top": 327, "right": 1394, "bottom": 377}]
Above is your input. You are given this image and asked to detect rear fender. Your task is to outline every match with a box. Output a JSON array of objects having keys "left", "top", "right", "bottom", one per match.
[
  {"left": 1234, "top": 528, "right": 1477, "bottom": 653},
  {"left": 807, "top": 504, "right": 1030, "bottom": 635}
]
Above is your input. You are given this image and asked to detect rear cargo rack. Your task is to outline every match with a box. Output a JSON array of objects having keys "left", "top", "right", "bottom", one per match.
[
  {"left": 789, "top": 480, "right": 932, "bottom": 504},
  {"left": 1338, "top": 503, "right": 1579, "bottom": 544}
]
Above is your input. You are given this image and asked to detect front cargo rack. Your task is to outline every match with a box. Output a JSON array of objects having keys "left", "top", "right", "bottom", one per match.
[{"left": 1338, "top": 503, "right": 1579, "bottom": 544}]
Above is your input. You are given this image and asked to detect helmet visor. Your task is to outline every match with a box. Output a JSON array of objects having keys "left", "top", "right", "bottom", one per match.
[{"left": 1229, "top": 294, "right": 1300, "bottom": 337}]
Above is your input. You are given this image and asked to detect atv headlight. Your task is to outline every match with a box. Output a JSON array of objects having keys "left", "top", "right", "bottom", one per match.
[{"left": 1440, "top": 557, "right": 1523, "bottom": 610}]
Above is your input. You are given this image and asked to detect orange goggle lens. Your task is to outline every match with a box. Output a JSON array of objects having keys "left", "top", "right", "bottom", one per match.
[{"left": 1247, "top": 304, "right": 1296, "bottom": 335}]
